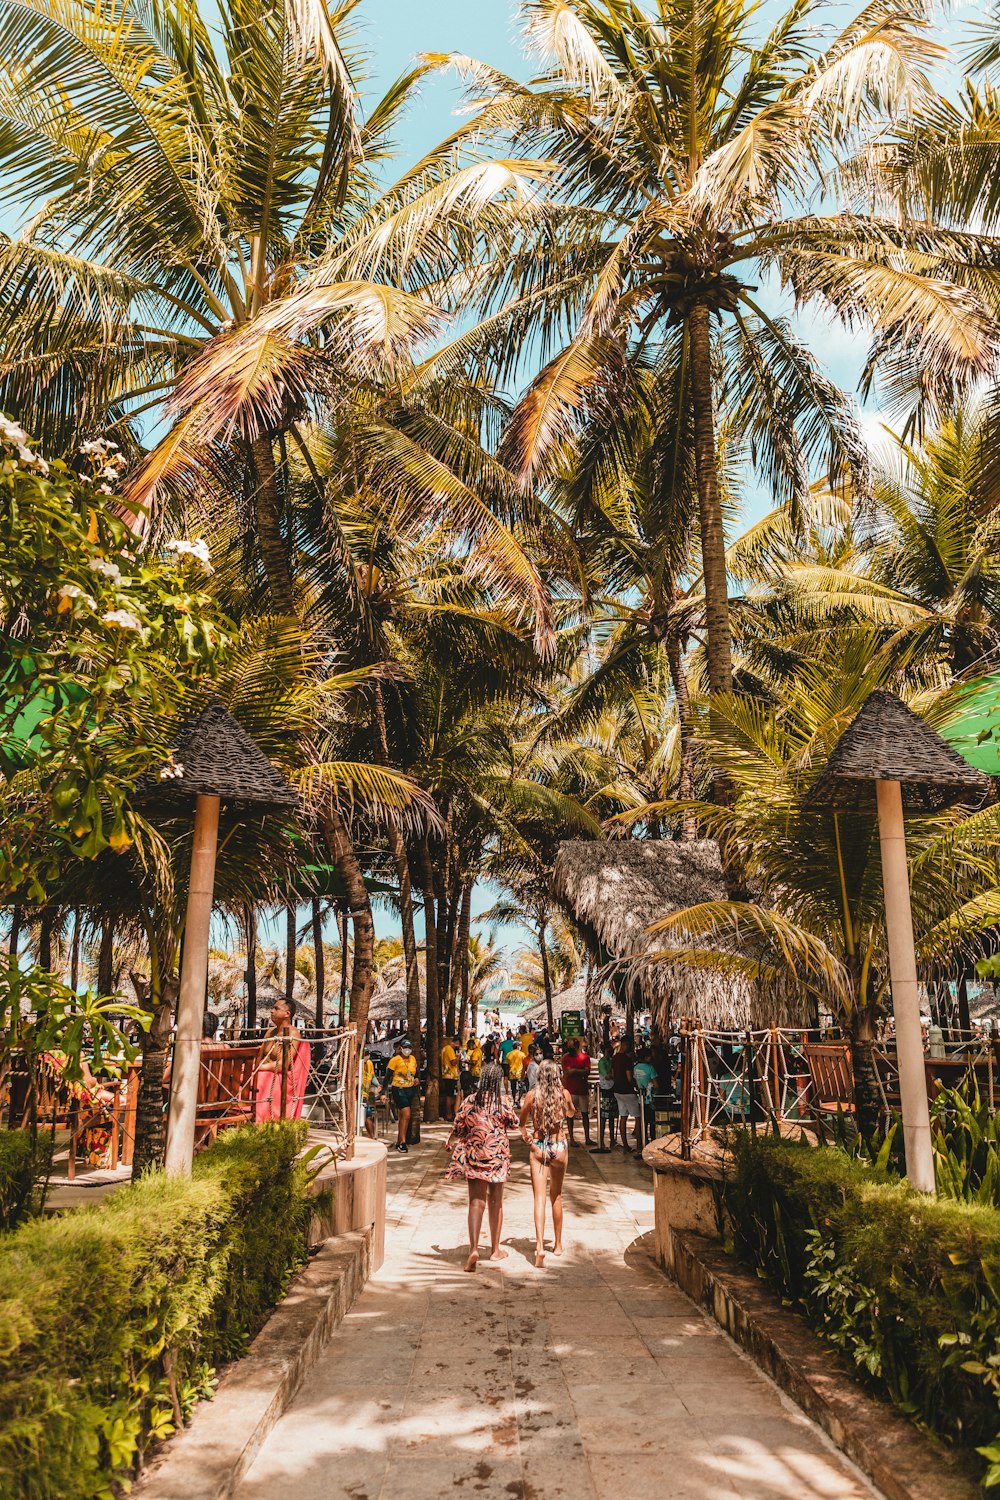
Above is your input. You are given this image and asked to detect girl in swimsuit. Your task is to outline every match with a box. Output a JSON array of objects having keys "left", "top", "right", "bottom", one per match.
[{"left": 519, "top": 1059, "right": 576, "bottom": 1268}]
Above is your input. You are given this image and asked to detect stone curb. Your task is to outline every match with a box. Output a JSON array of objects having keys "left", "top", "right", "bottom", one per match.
[
  {"left": 667, "top": 1231, "right": 979, "bottom": 1500},
  {"left": 137, "top": 1228, "right": 373, "bottom": 1500}
]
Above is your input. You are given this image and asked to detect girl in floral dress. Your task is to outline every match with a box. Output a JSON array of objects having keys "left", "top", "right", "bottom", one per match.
[{"left": 445, "top": 1062, "right": 519, "bottom": 1272}]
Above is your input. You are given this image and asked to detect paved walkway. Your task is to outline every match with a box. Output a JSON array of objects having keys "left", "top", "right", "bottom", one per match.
[{"left": 235, "top": 1127, "right": 882, "bottom": 1500}]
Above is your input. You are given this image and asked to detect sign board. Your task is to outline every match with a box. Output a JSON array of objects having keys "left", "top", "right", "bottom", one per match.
[{"left": 560, "top": 1010, "right": 584, "bottom": 1042}]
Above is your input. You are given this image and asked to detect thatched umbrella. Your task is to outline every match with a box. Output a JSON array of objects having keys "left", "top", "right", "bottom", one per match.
[
  {"left": 367, "top": 983, "right": 412, "bottom": 1027},
  {"left": 521, "top": 978, "right": 624, "bottom": 1032},
  {"left": 809, "top": 690, "right": 991, "bottom": 1193},
  {"left": 143, "top": 702, "right": 297, "bottom": 1176},
  {"left": 552, "top": 839, "right": 804, "bottom": 1029}
]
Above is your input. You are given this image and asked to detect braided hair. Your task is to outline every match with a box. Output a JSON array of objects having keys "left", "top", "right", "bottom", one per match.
[{"left": 474, "top": 1061, "right": 505, "bottom": 1115}]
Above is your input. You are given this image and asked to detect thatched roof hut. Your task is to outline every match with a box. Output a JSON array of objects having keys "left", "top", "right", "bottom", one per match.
[
  {"left": 367, "top": 983, "right": 412, "bottom": 1025},
  {"left": 522, "top": 979, "right": 624, "bottom": 1029},
  {"left": 551, "top": 839, "right": 804, "bottom": 1029}
]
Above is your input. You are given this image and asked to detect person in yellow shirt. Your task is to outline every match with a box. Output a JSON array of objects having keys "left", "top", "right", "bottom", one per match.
[
  {"left": 507, "top": 1043, "right": 526, "bottom": 1101},
  {"left": 467, "top": 1035, "right": 483, "bottom": 1080},
  {"left": 519, "top": 1026, "right": 534, "bottom": 1058},
  {"left": 362, "top": 1051, "right": 378, "bottom": 1139},
  {"left": 384, "top": 1039, "right": 418, "bottom": 1152},
  {"left": 440, "top": 1034, "right": 460, "bottom": 1121}
]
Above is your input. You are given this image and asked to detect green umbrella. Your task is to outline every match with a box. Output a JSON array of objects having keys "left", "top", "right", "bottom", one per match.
[
  {"left": 0, "top": 661, "right": 89, "bottom": 775},
  {"left": 940, "top": 674, "right": 1000, "bottom": 776}
]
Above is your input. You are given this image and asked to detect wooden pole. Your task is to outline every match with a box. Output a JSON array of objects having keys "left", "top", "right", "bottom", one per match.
[
  {"left": 875, "top": 779, "right": 935, "bottom": 1194},
  {"left": 165, "top": 793, "right": 221, "bottom": 1177}
]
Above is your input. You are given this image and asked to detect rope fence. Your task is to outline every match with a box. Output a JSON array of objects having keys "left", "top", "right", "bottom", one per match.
[{"left": 674, "top": 1024, "right": 1000, "bottom": 1159}]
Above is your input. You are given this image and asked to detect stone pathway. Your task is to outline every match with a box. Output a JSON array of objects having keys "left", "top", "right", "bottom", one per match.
[{"left": 235, "top": 1127, "right": 882, "bottom": 1500}]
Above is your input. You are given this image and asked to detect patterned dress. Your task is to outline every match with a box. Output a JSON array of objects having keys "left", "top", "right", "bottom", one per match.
[{"left": 445, "top": 1096, "right": 520, "bottom": 1184}]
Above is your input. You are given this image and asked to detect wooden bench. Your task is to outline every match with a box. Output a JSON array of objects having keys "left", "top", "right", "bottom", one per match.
[{"left": 192, "top": 1043, "right": 258, "bottom": 1149}]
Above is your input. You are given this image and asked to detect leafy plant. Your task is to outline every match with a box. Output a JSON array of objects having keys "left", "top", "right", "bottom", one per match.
[
  {"left": 0, "top": 422, "right": 230, "bottom": 897},
  {"left": 727, "top": 1132, "right": 1000, "bottom": 1483},
  {"left": 0, "top": 1121, "right": 314, "bottom": 1500}
]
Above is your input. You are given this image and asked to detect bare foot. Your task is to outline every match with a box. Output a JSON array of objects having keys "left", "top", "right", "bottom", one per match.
[
  {"left": 465, "top": 1250, "right": 479, "bottom": 1273},
  {"left": 553, "top": 1245, "right": 564, "bottom": 1256},
  {"left": 534, "top": 1249, "right": 545, "bottom": 1269},
  {"left": 489, "top": 1247, "right": 508, "bottom": 1261}
]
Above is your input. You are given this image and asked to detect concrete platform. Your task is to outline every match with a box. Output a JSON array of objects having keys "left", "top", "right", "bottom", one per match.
[{"left": 232, "top": 1126, "right": 884, "bottom": 1500}]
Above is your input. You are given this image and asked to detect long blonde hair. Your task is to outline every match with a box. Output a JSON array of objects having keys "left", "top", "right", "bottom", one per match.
[{"left": 532, "top": 1060, "right": 566, "bottom": 1138}]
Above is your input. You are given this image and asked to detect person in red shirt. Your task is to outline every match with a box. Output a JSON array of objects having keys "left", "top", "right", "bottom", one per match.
[{"left": 561, "top": 1034, "right": 592, "bottom": 1146}]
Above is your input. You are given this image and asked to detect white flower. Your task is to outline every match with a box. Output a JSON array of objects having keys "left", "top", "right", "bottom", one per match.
[
  {"left": 0, "top": 415, "right": 28, "bottom": 447},
  {"left": 158, "top": 757, "right": 185, "bottom": 780},
  {"left": 102, "top": 609, "right": 143, "bottom": 632},
  {"left": 58, "top": 584, "right": 97, "bottom": 608},
  {"left": 88, "top": 558, "right": 121, "bottom": 581},
  {"left": 165, "top": 536, "right": 213, "bottom": 572},
  {"left": 98, "top": 483, "right": 112, "bottom": 494}
]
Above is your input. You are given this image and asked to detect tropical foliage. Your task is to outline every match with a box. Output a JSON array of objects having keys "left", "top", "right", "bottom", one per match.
[{"left": 5, "top": 0, "right": 1000, "bottom": 1129}]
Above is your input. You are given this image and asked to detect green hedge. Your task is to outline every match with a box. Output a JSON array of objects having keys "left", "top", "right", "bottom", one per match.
[
  {"left": 0, "top": 1121, "right": 315, "bottom": 1500},
  {"left": 727, "top": 1135, "right": 1000, "bottom": 1481},
  {"left": 0, "top": 1132, "right": 51, "bottom": 1233}
]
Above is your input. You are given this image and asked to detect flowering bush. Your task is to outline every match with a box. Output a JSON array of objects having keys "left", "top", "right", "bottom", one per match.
[{"left": 0, "top": 418, "right": 231, "bottom": 893}]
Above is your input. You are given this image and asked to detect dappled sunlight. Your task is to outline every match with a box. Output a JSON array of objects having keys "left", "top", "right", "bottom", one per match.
[{"left": 234, "top": 1126, "right": 881, "bottom": 1500}]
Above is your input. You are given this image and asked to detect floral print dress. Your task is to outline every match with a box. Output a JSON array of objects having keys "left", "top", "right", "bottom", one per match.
[{"left": 445, "top": 1096, "right": 520, "bottom": 1184}]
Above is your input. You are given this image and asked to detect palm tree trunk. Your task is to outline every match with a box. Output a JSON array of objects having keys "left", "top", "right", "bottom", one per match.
[
  {"left": 666, "top": 633, "right": 698, "bottom": 840},
  {"left": 445, "top": 871, "right": 464, "bottom": 1038},
  {"left": 8, "top": 906, "right": 21, "bottom": 959},
  {"left": 455, "top": 880, "right": 472, "bottom": 1040},
  {"left": 97, "top": 917, "right": 114, "bottom": 995},
  {"left": 420, "top": 837, "right": 441, "bottom": 1122},
  {"left": 285, "top": 901, "right": 297, "bottom": 1006},
  {"left": 248, "top": 437, "right": 295, "bottom": 615},
  {"left": 687, "top": 303, "right": 733, "bottom": 697},
  {"left": 312, "top": 899, "right": 325, "bottom": 1029},
  {"left": 131, "top": 926, "right": 173, "bottom": 1178},
  {"left": 70, "top": 909, "right": 80, "bottom": 991},
  {"left": 38, "top": 908, "right": 54, "bottom": 971},
  {"left": 372, "top": 684, "right": 422, "bottom": 1061},
  {"left": 539, "top": 918, "right": 555, "bottom": 1034},
  {"left": 338, "top": 909, "right": 349, "bottom": 1027},
  {"left": 850, "top": 1009, "right": 881, "bottom": 1143},
  {"left": 245, "top": 905, "right": 257, "bottom": 1032},
  {"left": 322, "top": 803, "right": 374, "bottom": 1049}
]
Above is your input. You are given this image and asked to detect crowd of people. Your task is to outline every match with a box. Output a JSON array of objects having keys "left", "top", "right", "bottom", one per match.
[{"left": 368, "top": 1021, "right": 678, "bottom": 1153}]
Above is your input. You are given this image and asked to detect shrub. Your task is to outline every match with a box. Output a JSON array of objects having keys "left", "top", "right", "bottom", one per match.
[
  {"left": 0, "top": 1133, "right": 51, "bottom": 1232},
  {"left": 0, "top": 1121, "right": 314, "bottom": 1500},
  {"left": 727, "top": 1134, "right": 1000, "bottom": 1482}
]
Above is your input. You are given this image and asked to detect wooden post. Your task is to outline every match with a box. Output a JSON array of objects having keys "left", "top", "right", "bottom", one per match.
[
  {"left": 875, "top": 779, "right": 935, "bottom": 1194},
  {"left": 165, "top": 793, "right": 221, "bottom": 1177}
]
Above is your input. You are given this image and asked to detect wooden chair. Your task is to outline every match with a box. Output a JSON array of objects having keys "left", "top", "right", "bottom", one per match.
[
  {"left": 193, "top": 1042, "right": 258, "bottom": 1149},
  {"left": 803, "top": 1042, "right": 855, "bottom": 1118}
]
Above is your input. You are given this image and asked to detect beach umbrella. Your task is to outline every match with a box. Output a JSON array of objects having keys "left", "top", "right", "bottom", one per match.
[
  {"left": 809, "top": 691, "right": 990, "bottom": 1192},
  {"left": 142, "top": 702, "right": 298, "bottom": 1176}
]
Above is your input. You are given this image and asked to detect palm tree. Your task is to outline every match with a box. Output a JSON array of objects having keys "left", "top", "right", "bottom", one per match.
[
  {"left": 729, "top": 407, "right": 1000, "bottom": 681},
  {"left": 454, "top": 0, "right": 999, "bottom": 694},
  {"left": 0, "top": 0, "right": 554, "bottom": 621},
  {"left": 614, "top": 631, "right": 1000, "bottom": 1135}
]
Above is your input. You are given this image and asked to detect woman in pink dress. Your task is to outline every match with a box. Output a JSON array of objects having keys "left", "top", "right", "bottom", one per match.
[
  {"left": 445, "top": 1062, "right": 519, "bottom": 1272},
  {"left": 255, "top": 1000, "right": 311, "bottom": 1122}
]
